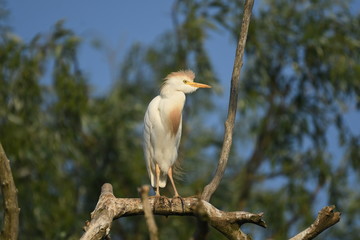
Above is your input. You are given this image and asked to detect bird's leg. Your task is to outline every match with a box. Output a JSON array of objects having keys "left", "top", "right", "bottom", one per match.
[
  {"left": 153, "top": 164, "right": 171, "bottom": 211},
  {"left": 168, "top": 167, "right": 185, "bottom": 212},
  {"left": 155, "top": 164, "right": 161, "bottom": 196},
  {"left": 168, "top": 167, "right": 179, "bottom": 197}
]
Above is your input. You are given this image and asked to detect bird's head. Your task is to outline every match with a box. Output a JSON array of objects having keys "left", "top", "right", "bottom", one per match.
[{"left": 161, "top": 70, "right": 211, "bottom": 95}]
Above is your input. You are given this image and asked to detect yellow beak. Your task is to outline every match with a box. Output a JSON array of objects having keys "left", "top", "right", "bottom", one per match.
[{"left": 187, "top": 81, "right": 212, "bottom": 88}]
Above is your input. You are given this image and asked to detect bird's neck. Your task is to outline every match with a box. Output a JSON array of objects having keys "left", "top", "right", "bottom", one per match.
[
  {"left": 160, "top": 85, "right": 185, "bottom": 99},
  {"left": 160, "top": 89, "right": 186, "bottom": 107}
]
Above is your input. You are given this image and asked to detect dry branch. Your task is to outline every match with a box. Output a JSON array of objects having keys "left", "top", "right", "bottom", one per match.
[
  {"left": 194, "top": 1, "right": 255, "bottom": 238},
  {"left": 139, "top": 185, "right": 158, "bottom": 240},
  {"left": 0, "top": 143, "right": 20, "bottom": 240},
  {"left": 201, "top": 0, "right": 255, "bottom": 202},
  {"left": 81, "top": 183, "right": 266, "bottom": 240},
  {"left": 289, "top": 205, "right": 341, "bottom": 240}
]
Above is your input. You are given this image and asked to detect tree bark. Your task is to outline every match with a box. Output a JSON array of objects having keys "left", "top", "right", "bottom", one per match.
[
  {"left": 289, "top": 205, "right": 341, "bottom": 240},
  {"left": 82, "top": 184, "right": 341, "bottom": 240},
  {"left": 0, "top": 143, "right": 20, "bottom": 240},
  {"left": 81, "top": 183, "right": 266, "bottom": 240}
]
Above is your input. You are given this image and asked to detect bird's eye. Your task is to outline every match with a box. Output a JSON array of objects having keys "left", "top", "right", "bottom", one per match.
[{"left": 183, "top": 80, "right": 188, "bottom": 84}]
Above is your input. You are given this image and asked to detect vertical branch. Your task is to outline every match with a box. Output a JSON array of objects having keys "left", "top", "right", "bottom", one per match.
[
  {"left": 201, "top": 0, "right": 255, "bottom": 202},
  {"left": 81, "top": 183, "right": 115, "bottom": 240},
  {"left": 139, "top": 185, "right": 158, "bottom": 240},
  {"left": 0, "top": 143, "right": 20, "bottom": 240}
]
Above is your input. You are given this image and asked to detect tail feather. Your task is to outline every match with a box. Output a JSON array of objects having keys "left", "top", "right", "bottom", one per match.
[{"left": 150, "top": 170, "right": 167, "bottom": 188}]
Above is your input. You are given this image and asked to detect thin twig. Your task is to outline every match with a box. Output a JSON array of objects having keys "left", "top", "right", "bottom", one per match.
[
  {"left": 201, "top": 0, "right": 255, "bottom": 203},
  {"left": 139, "top": 185, "right": 158, "bottom": 240},
  {"left": 0, "top": 143, "right": 20, "bottom": 240}
]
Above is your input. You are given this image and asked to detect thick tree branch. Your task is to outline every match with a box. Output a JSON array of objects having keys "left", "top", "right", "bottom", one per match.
[
  {"left": 0, "top": 143, "right": 20, "bottom": 240},
  {"left": 289, "top": 205, "right": 341, "bottom": 240},
  {"left": 81, "top": 183, "right": 266, "bottom": 240},
  {"left": 201, "top": 0, "right": 255, "bottom": 202},
  {"left": 82, "top": 184, "right": 114, "bottom": 240}
]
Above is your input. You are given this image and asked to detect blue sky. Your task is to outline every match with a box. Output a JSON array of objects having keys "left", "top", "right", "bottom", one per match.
[
  {"left": 7, "top": 1, "right": 175, "bottom": 94},
  {"left": 6, "top": 0, "right": 240, "bottom": 96}
]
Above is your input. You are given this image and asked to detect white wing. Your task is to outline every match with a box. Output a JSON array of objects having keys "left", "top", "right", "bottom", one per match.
[{"left": 143, "top": 96, "right": 167, "bottom": 187}]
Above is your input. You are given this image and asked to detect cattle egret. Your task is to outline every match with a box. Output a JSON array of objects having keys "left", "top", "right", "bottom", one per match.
[{"left": 143, "top": 70, "right": 211, "bottom": 197}]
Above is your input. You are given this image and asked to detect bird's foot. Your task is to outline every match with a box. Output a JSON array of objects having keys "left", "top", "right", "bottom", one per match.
[
  {"left": 152, "top": 194, "right": 171, "bottom": 211},
  {"left": 172, "top": 195, "right": 185, "bottom": 213}
]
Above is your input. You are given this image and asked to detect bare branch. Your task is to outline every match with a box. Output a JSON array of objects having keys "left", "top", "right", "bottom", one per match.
[
  {"left": 81, "top": 183, "right": 266, "bottom": 240},
  {"left": 0, "top": 143, "right": 20, "bottom": 240},
  {"left": 81, "top": 183, "right": 114, "bottom": 240},
  {"left": 138, "top": 185, "right": 158, "bottom": 240},
  {"left": 201, "top": 0, "right": 255, "bottom": 202},
  {"left": 289, "top": 205, "right": 341, "bottom": 240}
]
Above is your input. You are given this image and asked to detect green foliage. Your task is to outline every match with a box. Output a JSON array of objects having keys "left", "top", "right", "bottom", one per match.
[{"left": 0, "top": 0, "right": 360, "bottom": 239}]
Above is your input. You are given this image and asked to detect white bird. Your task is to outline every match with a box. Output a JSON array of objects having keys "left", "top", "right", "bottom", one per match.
[{"left": 143, "top": 70, "right": 211, "bottom": 197}]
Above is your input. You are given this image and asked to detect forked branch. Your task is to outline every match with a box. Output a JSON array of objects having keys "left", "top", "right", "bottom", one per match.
[
  {"left": 81, "top": 183, "right": 266, "bottom": 240},
  {"left": 82, "top": 184, "right": 342, "bottom": 240}
]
